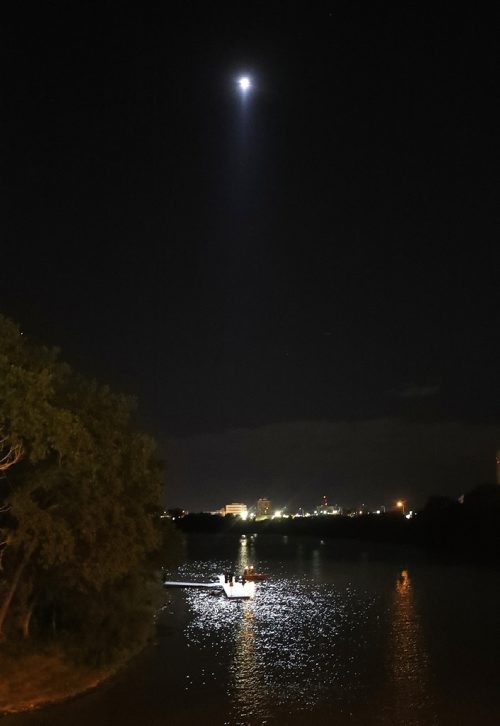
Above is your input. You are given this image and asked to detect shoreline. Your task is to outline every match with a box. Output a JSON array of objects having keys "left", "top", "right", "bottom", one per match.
[
  {"left": 0, "top": 594, "right": 171, "bottom": 717},
  {"left": 0, "top": 650, "right": 118, "bottom": 715}
]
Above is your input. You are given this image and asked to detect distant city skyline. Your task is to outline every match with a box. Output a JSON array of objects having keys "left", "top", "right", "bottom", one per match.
[{"left": 163, "top": 420, "right": 500, "bottom": 511}]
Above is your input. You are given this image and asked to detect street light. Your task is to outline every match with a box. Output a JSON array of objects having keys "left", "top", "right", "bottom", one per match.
[{"left": 396, "top": 500, "right": 405, "bottom": 515}]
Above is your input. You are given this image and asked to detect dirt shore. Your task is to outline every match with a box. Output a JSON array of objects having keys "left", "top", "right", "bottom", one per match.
[{"left": 0, "top": 650, "right": 115, "bottom": 715}]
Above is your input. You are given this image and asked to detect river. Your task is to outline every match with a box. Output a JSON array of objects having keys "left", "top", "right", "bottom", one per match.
[{"left": 3, "top": 534, "right": 500, "bottom": 725}]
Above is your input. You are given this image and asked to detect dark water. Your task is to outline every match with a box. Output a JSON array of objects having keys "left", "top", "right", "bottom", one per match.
[{"left": 3, "top": 534, "right": 500, "bottom": 725}]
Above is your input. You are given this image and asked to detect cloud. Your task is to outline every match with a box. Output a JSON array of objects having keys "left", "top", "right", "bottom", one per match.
[{"left": 162, "top": 418, "right": 500, "bottom": 512}]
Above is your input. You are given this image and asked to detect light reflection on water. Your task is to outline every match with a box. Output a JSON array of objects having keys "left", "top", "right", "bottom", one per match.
[
  {"left": 177, "top": 537, "right": 381, "bottom": 722},
  {"left": 5, "top": 535, "right": 500, "bottom": 726},
  {"left": 388, "top": 569, "right": 433, "bottom": 724}
]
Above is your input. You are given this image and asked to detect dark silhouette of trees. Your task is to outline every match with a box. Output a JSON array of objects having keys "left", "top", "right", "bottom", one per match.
[{"left": 0, "top": 314, "right": 177, "bottom": 660}]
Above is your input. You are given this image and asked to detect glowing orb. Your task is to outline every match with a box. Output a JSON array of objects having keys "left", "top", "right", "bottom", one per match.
[{"left": 238, "top": 76, "right": 251, "bottom": 91}]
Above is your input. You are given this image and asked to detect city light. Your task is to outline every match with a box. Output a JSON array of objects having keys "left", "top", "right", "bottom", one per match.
[{"left": 209, "top": 501, "right": 411, "bottom": 520}]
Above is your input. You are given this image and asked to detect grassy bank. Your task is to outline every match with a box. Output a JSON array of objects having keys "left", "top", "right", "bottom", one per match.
[{"left": 0, "top": 648, "right": 115, "bottom": 714}]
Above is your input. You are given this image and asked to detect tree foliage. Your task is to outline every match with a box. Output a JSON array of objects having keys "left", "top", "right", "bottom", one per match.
[{"left": 0, "top": 315, "right": 175, "bottom": 659}]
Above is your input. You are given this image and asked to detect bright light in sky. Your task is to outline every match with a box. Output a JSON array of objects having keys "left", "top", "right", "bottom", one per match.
[{"left": 238, "top": 76, "right": 251, "bottom": 91}]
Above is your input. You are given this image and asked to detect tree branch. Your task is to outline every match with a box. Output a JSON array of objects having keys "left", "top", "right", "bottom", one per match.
[{"left": 0, "top": 437, "right": 23, "bottom": 471}]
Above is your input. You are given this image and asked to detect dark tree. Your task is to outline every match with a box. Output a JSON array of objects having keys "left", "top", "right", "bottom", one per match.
[{"left": 0, "top": 315, "right": 177, "bottom": 659}]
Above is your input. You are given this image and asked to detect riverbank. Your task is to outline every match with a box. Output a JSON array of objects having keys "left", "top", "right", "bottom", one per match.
[{"left": 0, "top": 649, "right": 115, "bottom": 715}]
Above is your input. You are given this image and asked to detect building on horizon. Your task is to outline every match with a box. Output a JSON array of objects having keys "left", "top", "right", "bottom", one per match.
[
  {"left": 318, "top": 496, "right": 342, "bottom": 515},
  {"left": 223, "top": 502, "right": 247, "bottom": 517},
  {"left": 256, "top": 497, "right": 272, "bottom": 519},
  {"left": 318, "top": 504, "right": 342, "bottom": 515}
]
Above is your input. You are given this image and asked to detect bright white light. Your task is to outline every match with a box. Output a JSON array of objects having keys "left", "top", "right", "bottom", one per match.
[
  {"left": 240, "top": 511, "right": 248, "bottom": 520},
  {"left": 272, "top": 510, "right": 282, "bottom": 519},
  {"left": 238, "top": 76, "right": 251, "bottom": 91}
]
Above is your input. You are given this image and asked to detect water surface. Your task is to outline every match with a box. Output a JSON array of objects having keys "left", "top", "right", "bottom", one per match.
[{"left": 3, "top": 534, "right": 500, "bottom": 725}]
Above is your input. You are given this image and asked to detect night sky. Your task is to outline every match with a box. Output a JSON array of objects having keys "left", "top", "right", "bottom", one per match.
[{"left": 2, "top": 4, "right": 499, "bottom": 510}]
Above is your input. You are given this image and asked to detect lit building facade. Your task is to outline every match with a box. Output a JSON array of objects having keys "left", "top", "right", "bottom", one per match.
[
  {"left": 223, "top": 502, "right": 248, "bottom": 517},
  {"left": 318, "top": 496, "right": 341, "bottom": 515},
  {"left": 256, "top": 498, "right": 272, "bottom": 519}
]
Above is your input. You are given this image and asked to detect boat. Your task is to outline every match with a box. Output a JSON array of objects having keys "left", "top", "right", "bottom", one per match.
[
  {"left": 242, "top": 566, "right": 268, "bottom": 582},
  {"left": 244, "top": 572, "right": 267, "bottom": 582}
]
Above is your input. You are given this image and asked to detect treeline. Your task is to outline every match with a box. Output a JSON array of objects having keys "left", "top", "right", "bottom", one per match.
[
  {"left": 414, "top": 484, "right": 500, "bottom": 560},
  {"left": 0, "top": 315, "right": 179, "bottom": 664},
  {"left": 175, "top": 485, "right": 500, "bottom": 563}
]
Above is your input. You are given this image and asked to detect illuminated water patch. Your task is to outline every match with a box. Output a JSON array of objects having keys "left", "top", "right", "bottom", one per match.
[{"left": 173, "top": 558, "right": 379, "bottom": 721}]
